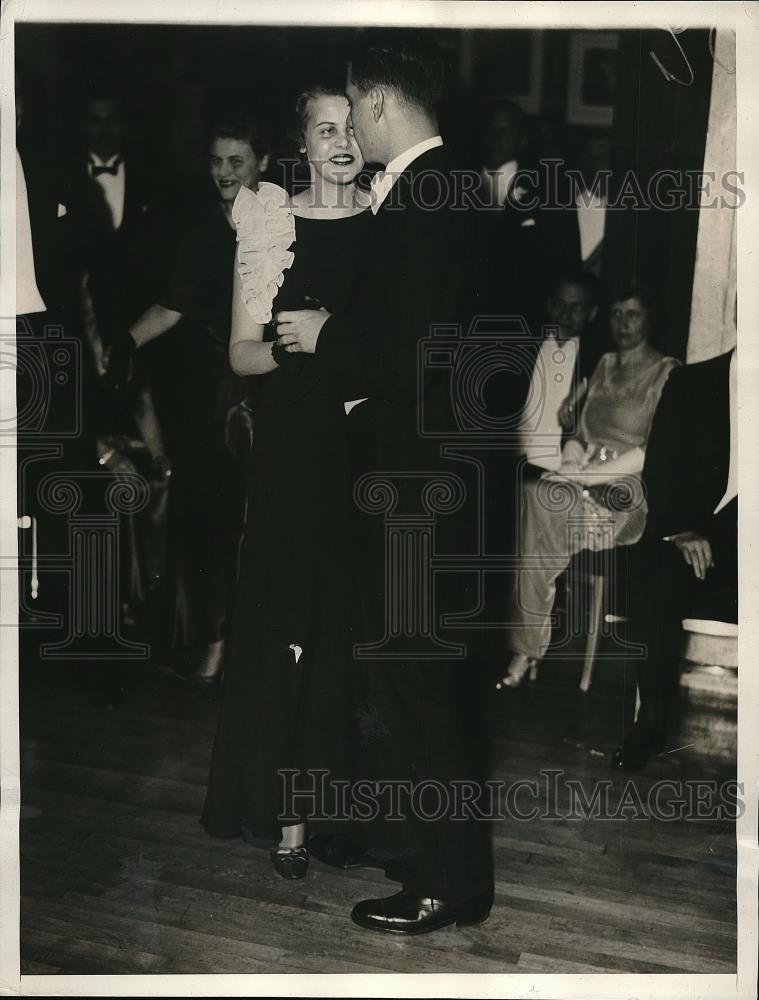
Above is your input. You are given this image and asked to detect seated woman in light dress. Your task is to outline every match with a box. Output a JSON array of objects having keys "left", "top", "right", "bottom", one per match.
[{"left": 498, "top": 276, "right": 679, "bottom": 688}]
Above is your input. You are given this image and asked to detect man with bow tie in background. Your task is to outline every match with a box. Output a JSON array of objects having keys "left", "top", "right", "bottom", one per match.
[
  {"left": 63, "top": 87, "right": 174, "bottom": 631},
  {"left": 474, "top": 99, "right": 544, "bottom": 327},
  {"left": 64, "top": 89, "right": 171, "bottom": 392}
]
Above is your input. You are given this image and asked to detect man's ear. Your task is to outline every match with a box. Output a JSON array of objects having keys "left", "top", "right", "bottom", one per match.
[{"left": 370, "top": 87, "right": 384, "bottom": 122}]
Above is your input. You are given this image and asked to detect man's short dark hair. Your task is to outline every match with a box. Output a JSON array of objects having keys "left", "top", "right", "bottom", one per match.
[
  {"left": 549, "top": 267, "right": 601, "bottom": 305},
  {"left": 349, "top": 29, "right": 445, "bottom": 114}
]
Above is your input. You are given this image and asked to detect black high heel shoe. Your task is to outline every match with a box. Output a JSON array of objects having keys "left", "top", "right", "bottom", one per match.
[{"left": 269, "top": 845, "right": 309, "bottom": 880}]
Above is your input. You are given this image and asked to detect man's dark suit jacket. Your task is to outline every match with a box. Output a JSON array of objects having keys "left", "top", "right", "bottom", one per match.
[
  {"left": 538, "top": 167, "right": 605, "bottom": 279},
  {"left": 471, "top": 159, "right": 543, "bottom": 329},
  {"left": 63, "top": 151, "right": 171, "bottom": 344},
  {"left": 317, "top": 144, "right": 475, "bottom": 470},
  {"left": 314, "top": 144, "right": 491, "bottom": 899},
  {"left": 642, "top": 348, "right": 733, "bottom": 545}
]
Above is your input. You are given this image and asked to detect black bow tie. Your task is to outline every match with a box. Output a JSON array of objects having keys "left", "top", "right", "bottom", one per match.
[{"left": 90, "top": 158, "right": 121, "bottom": 177}]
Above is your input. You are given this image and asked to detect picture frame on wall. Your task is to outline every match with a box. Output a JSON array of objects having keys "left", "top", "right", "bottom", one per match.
[{"left": 566, "top": 30, "right": 618, "bottom": 126}]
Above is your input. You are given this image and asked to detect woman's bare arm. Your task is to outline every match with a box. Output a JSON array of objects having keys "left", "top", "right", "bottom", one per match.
[
  {"left": 129, "top": 303, "right": 183, "bottom": 348},
  {"left": 228, "top": 263, "right": 278, "bottom": 375}
]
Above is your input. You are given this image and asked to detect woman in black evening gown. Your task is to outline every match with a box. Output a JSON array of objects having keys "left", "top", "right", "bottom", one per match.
[
  {"left": 201, "top": 87, "right": 373, "bottom": 878},
  {"left": 126, "top": 115, "right": 270, "bottom": 682}
]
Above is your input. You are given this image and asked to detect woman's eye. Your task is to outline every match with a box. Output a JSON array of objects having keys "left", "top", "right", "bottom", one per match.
[
  {"left": 321, "top": 128, "right": 335, "bottom": 137},
  {"left": 347, "top": 126, "right": 354, "bottom": 135}
]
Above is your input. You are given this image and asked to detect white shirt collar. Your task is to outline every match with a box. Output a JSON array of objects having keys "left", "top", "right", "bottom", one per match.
[
  {"left": 89, "top": 152, "right": 122, "bottom": 169},
  {"left": 370, "top": 135, "right": 444, "bottom": 214}
]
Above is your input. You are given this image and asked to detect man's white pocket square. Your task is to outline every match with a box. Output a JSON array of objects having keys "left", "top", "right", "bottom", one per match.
[
  {"left": 57, "top": 203, "right": 67, "bottom": 218},
  {"left": 520, "top": 217, "right": 536, "bottom": 228}
]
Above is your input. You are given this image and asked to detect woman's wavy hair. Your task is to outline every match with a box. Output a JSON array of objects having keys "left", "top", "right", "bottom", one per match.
[
  {"left": 291, "top": 82, "right": 349, "bottom": 155},
  {"left": 208, "top": 110, "right": 270, "bottom": 161}
]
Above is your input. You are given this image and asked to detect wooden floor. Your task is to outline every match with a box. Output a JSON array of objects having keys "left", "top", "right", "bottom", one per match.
[{"left": 19, "top": 642, "right": 737, "bottom": 976}]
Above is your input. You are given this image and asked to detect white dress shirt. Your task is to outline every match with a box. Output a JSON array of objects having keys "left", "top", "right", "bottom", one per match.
[
  {"left": 714, "top": 349, "right": 737, "bottom": 514},
  {"left": 370, "top": 135, "right": 444, "bottom": 215},
  {"left": 575, "top": 189, "right": 606, "bottom": 263},
  {"left": 518, "top": 333, "right": 579, "bottom": 471},
  {"left": 480, "top": 158, "right": 519, "bottom": 208},
  {"left": 89, "top": 152, "right": 125, "bottom": 230},
  {"left": 16, "top": 149, "right": 46, "bottom": 315}
]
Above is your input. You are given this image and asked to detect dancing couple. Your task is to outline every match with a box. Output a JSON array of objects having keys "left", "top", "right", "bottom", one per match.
[{"left": 202, "top": 30, "right": 493, "bottom": 936}]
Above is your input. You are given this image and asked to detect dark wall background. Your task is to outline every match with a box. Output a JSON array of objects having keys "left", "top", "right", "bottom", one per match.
[
  {"left": 16, "top": 23, "right": 715, "bottom": 361},
  {"left": 14, "top": 24, "right": 616, "bottom": 177}
]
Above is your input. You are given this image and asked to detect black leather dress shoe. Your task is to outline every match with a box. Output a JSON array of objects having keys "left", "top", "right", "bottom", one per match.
[
  {"left": 351, "top": 890, "right": 492, "bottom": 935},
  {"left": 308, "top": 834, "right": 393, "bottom": 872}
]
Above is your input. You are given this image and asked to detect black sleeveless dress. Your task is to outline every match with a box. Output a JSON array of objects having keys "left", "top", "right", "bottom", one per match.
[{"left": 202, "top": 208, "right": 373, "bottom": 840}]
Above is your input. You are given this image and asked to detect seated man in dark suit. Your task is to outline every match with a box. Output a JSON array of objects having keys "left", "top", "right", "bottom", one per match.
[{"left": 613, "top": 347, "right": 737, "bottom": 771}]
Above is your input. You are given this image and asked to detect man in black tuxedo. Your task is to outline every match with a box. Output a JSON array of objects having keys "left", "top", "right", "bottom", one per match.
[
  {"left": 64, "top": 91, "right": 171, "bottom": 387},
  {"left": 62, "top": 91, "right": 174, "bottom": 629},
  {"left": 540, "top": 130, "right": 611, "bottom": 281},
  {"left": 474, "top": 99, "right": 543, "bottom": 326},
  {"left": 614, "top": 348, "right": 737, "bottom": 771},
  {"left": 276, "top": 31, "right": 493, "bottom": 935}
]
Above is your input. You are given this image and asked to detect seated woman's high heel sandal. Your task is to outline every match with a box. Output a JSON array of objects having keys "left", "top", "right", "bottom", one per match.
[
  {"left": 269, "top": 845, "right": 309, "bottom": 880},
  {"left": 496, "top": 654, "right": 539, "bottom": 690}
]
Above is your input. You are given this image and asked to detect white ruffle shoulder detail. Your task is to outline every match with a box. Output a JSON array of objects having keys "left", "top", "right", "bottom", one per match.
[{"left": 232, "top": 183, "right": 296, "bottom": 324}]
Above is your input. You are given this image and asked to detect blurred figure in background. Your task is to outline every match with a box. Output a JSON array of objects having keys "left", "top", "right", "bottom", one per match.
[
  {"left": 540, "top": 129, "right": 612, "bottom": 280},
  {"left": 65, "top": 89, "right": 171, "bottom": 383},
  {"left": 613, "top": 347, "right": 737, "bottom": 772},
  {"left": 123, "top": 112, "right": 270, "bottom": 686},
  {"left": 517, "top": 267, "right": 601, "bottom": 475},
  {"left": 62, "top": 87, "right": 175, "bottom": 624},
  {"left": 475, "top": 99, "right": 543, "bottom": 326}
]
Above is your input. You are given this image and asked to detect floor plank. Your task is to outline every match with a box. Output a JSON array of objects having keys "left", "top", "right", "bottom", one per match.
[{"left": 19, "top": 653, "right": 738, "bottom": 975}]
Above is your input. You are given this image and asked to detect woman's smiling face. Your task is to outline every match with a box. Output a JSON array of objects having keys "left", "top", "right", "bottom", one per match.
[
  {"left": 301, "top": 93, "right": 363, "bottom": 188},
  {"left": 210, "top": 137, "right": 267, "bottom": 203}
]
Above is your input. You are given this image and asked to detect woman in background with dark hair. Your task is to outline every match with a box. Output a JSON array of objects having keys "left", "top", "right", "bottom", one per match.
[
  {"left": 498, "top": 275, "right": 679, "bottom": 688},
  {"left": 201, "top": 84, "right": 372, "bottom": 878},
  {"left": 122, "top": 112, "right": 270, "bottom": 685}
]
